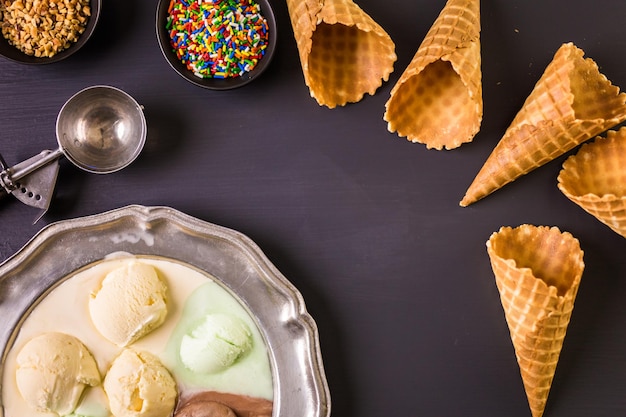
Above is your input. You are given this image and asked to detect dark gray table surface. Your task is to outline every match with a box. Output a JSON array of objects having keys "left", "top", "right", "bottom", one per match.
[{"left": 2, "top": 1, "right": 626, "bottom": 416}]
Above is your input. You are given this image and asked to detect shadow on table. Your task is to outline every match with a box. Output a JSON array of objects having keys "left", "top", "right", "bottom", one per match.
[
  {"left": 82, "top": 0, "right": 141, "bottom": 58},
  {"left": 134, "top": 101, "right": 188, "bottom": 170}
]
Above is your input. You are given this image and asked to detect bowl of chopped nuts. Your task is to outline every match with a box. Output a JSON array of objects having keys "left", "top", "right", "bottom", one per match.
[
  {"left": 0, "top": 0, "right": 101, "bottom": 64},
  {"left": 156, "top": 0, "right": 277, "bottom": 90}
]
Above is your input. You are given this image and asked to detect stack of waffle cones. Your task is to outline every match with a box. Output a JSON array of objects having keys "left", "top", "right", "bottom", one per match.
[
  {"left": 487, "top": 225, "right": 585, "bottom": 417},
  {"left": 285, "top": 0, "right": 396, "bottom": 108},
  {"left": 461, "top": 42, "right": 626, "bottom": 206},
  {"left": 384, "top": 0, "right": 482, "bottom": 150},
  {"left": 558, "top": 127, "right": 626, "bottom": 238}
]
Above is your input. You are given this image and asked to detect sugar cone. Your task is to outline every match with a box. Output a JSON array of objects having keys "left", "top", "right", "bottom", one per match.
[
  {"left": 558, "top": 127, "right": 626, "bottom": 238},
  {"left": 461, "top": 42, "right": 626, "bottom": 206},
  {"left": 285, "top": 0, "right": 396, "bottom": 108},
  {"left": 384, "top": 0, "right": 482, "bottom": 150},
  {"left": 487, "top": 224, "right": 584, "bottom": 417}
]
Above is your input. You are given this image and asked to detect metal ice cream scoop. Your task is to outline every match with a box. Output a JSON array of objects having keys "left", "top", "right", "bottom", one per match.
[{"left": 0, "top": 85, "right": 147, "bottom": 222}]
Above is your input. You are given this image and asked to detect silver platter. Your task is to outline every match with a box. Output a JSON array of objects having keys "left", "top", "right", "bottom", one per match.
[{"left": 0, "top": 205, "right": 330, "bottom": 417}]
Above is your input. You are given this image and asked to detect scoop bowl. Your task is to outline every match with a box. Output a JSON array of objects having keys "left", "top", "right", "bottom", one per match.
[{"left": 56, "top": 86, "right": 146, "bottom": 174}]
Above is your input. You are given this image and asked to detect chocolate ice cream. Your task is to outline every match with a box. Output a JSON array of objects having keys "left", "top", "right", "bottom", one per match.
[{"left": 175, "top": 391, "right": 272, "bottom": 417}]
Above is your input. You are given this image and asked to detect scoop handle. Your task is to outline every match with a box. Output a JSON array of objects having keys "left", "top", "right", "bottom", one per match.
[
  {"left": 0, "top": 152, "right": 11, "bottom": 200},
  {"left": 10, "top": 149, "right": 63, "bottom": 182},
  {"left": 1, "top": 149, "right": 64, "bottom": 201}
]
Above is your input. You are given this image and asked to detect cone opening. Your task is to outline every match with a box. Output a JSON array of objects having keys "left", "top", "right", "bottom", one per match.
[
  {"left": 385, "top": 60, "right": 476, "bottom": 148},
  {"left": 308, "top": 22, "right": 394, "bottom": 105},
  {"left": 490, "top": 226, "right": 583, "bottom": 297},
  {"left": 559, "top": 131, "right": 626, "bottom": 198},
  {"left": 569, "top": 55, "right": 626, "bottom": 121}
]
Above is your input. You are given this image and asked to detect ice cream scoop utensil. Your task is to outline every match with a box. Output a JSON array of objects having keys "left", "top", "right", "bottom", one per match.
[{"left": 0, "top": 85, "right": 146, "bottom": 221}]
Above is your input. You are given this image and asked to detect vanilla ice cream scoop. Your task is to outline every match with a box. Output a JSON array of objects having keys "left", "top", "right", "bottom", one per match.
[
  {"left": 89, "top": 261, "right": 168, "bottom": 346},
  {"left": 15, "top": 332, "right": 100, "bottom": 415},
  {"left": 103, "top": 349, "right": 177, "bottom": 417},
  {"left": 180, "top": 313, "right": 253, "bottom": 374}
]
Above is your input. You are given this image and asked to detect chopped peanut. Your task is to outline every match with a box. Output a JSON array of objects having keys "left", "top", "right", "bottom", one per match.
[{"left": 0, "top": 0, "right": 90, "bottom": 58}]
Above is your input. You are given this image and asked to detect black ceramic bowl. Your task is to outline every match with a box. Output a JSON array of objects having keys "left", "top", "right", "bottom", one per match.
[
  {"left": 0, "top": 0, "right": 101, "bottom": 64},
  {"left": 156, "top": 0, "right": 277, "bottom": 90}
]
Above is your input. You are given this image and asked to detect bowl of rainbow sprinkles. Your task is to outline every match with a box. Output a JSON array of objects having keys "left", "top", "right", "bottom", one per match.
[{"left": 156, "top": 0, "right": 277, "bottom": 90}]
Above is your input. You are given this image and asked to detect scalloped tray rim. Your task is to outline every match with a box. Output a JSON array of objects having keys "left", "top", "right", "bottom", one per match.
[{"left": 0, "top": 204, "right": 331, "bottom": 417}]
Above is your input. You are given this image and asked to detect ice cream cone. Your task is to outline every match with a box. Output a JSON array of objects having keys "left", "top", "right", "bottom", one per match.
[
  {"left": 285, "top": 0, "right": 396, "bottom": 108},
  {"left": 384, "top": 0, "right": 482, "bottom": 150},
  {"left": 487, "top": 224, "right": 584, "bottom": 417},
  {"left": 461, "top": 42, "right": 626, "bottom": 206},
  {"left": 558, "top": 127, "right": 626, "bottom": 238}
]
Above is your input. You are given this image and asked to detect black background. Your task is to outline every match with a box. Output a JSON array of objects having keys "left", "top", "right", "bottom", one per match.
[{"left": 2, "top": 1, "right": 626, "bottom": 416}]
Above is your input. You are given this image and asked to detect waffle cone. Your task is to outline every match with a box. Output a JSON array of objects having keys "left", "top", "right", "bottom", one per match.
[
  {"left": 285, "top": 0, "right": 396, "bottom": 108},
  {"left": 487, "top": 225, "right": 584, "bottom": 417},
  {"left": 558, "top": 127, "right": 626, "bottom": 238},
  {"left": 383, "top": 0, "right": 482, "bottom": 150},
  {"left": 461, "top": 42, "right": 626, "bottom": 206}
]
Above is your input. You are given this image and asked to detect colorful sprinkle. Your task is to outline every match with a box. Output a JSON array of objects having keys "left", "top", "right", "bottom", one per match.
[{"left": 167, "top": 0, "right": 270, "bottom": 79}]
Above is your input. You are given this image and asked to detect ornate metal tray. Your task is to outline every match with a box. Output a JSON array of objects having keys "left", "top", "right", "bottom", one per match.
[{"left": 0, "top": 205, "right": 330, "bottom": 417}]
